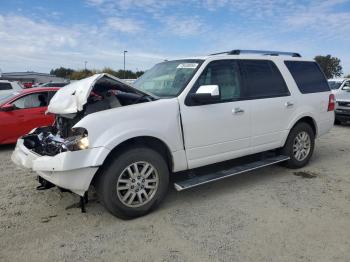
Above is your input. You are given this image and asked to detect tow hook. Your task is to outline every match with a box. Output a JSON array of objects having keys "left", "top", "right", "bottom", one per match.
[{"left": 80, "top": 192, "right": 89, "bottom": 213}]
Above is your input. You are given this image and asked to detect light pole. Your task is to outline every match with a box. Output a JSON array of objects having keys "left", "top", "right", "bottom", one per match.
[
  {"left": 84, "top": 61, "right": 88, "bottom": 71},
  {"left": 123, "top": 50, "right": 128, "bottom": 79}
]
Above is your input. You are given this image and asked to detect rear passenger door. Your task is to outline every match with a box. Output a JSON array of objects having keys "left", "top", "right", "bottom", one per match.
[{"left": 240, "top": 60, "right": 295, "bottom": 151}]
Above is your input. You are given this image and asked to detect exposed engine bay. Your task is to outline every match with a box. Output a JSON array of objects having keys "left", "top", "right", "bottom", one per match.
[{"left": 22, "top": 74, "right": 155, "bottom": 156}]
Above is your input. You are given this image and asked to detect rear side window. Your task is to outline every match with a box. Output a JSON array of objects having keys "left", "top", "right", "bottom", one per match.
[
  {"left": 285, "top": 61, "right": 330, "bottom": 93},
  {"left": 240, "top": 60, "right": 289, "bottom": 99},
  {"left": 0, "top": 83, "right": 12, "bottom": 90}
]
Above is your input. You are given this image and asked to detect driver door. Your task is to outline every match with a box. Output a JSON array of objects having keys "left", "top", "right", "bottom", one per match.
[{"left": 180, "top": 60, "right": 251, "bottom": 169}]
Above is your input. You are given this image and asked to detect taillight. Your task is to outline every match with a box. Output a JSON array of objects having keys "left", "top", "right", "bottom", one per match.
[{"left": 328, "top": 94, "right": 335, "bottom": 111}]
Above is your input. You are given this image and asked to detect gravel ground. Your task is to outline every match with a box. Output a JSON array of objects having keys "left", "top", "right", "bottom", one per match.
[{"left": 1, "top": 125, "right": 350, "bottom": 262}]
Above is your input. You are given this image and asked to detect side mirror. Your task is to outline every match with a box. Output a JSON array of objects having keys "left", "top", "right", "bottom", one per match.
[
  {"left": 1, "top": 104, "right": 15, "bottom": 112},
  {"left": 189, "top": 85, "right": 220, "bottom": 104}
]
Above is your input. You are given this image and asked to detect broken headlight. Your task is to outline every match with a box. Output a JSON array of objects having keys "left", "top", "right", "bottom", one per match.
[
  {"left": 22, "top": 127, "right": 89, "bottom": 156},
  {"left": 62, "top": 128, "right": 89, "bottom": 151}
]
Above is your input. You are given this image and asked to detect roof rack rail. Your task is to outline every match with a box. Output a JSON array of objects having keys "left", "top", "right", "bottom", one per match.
[{"left": 210, "top": 49, "right": 302, "bottom": 57}]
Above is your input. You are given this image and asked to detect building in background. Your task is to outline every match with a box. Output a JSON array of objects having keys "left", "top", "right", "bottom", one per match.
[{"left": 0, "top": 72, "right": 67, "bottom": 84}]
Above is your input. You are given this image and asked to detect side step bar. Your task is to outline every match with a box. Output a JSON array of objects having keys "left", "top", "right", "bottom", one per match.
[{"left": 174, "top": 155, "right": 290, "bottom": 191}]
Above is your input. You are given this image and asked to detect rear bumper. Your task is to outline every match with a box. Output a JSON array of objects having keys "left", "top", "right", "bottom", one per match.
[{"left": 11, "top": 139, "right": 110, "bottom": 196}]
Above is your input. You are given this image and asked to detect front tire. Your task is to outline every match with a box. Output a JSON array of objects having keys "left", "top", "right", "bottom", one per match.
[
  {"left": 281, "top": 122, "right": 315, "bottom": 169},
  {"left": 96, "top": 147, "right": 169, "bottom": 219}
]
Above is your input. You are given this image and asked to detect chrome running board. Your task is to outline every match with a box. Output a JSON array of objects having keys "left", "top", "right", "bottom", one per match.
[{"left": 174, "top": 155, "right": 290, "bottom": 191}]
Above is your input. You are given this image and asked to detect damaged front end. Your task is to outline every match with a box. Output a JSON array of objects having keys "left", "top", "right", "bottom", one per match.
[
  {"left": 22, "top": 125, "right": 89, "bottom": 156},
  {"left": 20, "top": 73, "right": 155, "bottom": 157},
  {"left": 12, "top": 73, "right": 154, "bottom": 198}
]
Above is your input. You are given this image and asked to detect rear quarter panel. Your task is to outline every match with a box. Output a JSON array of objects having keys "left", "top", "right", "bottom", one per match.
[{"left": 279, "top": 59, "right": 334, "bottom": 141}]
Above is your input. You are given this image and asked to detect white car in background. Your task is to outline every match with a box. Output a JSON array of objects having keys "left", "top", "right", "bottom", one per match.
[
  {"left": 329, "top": 78, "right": 350, "bottom": 124},
  {"left": 328, "top": 78, "right": 350, "bottom": 92},
  {"left": 0, "top": 80, "right": 23, "bottom": 99}
]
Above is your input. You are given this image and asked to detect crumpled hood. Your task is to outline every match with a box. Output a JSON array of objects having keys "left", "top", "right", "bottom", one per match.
[{"left": 48, "top": 73, "right": 142, "bottom": 114}]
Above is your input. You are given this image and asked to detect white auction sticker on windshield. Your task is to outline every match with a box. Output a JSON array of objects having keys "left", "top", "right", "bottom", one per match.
[{"left": 177, "top": 63, "right": 198, "bottom": 69}]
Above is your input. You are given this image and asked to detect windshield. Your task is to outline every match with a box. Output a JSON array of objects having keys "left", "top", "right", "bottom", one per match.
[
  {"left": 328, "top": 81, "right": 343, "bottom": 90},
  {"left": 0, "top": 92, "right": 19, "bottom": 105},
  {"left": 133, "top": 59, "right": 203, "bottom": 97}
]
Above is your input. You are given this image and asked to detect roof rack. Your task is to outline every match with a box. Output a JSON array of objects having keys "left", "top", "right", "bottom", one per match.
[{"left": 210, "top": 49, "right": 302, "bottom": 57}]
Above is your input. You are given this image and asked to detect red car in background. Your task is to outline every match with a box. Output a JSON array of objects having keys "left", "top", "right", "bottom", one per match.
[
  {"left": 23, "top": 82, "right": 34, "bottom": 88},
  {"left": 0, "top": 87, "right": 59, "bottom": 144}
]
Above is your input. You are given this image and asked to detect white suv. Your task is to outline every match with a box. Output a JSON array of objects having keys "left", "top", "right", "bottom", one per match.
[{"left": 12, "top": 50, "right": 334, "bottom": 218}]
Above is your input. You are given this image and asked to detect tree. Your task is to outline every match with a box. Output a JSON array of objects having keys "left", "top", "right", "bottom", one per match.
[
  {"left": 49, "top": 67, "right": 144, "bottom": 80},
  {"left": 314, "top": 55, "right": 342, "bottom": 79},
  {"left": 50, "top": 67, "right": 74, "bottom": 78},
  {"left": 69, "top": 69, "right": 97, "bottom": 80}
]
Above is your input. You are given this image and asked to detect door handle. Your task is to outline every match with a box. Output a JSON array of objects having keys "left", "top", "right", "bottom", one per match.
[
  {"left": 285, "top": 101, "right": 294, "bottom": 108},
  {"left": 233, "top": 107, "right": 244, "bottom": 114}
]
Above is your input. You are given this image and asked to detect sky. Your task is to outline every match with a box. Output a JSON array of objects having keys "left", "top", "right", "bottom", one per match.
[{"left": 0, "top": 0, "right": 349, "bottom": 75}]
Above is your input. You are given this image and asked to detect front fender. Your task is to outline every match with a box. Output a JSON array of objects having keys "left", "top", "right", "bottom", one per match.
[{"left": 74, "top": 98, "right": 184, "bottom": 155}]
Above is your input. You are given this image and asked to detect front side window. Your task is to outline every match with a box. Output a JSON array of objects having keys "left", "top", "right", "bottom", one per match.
[
  {"left": 192, "top": 60, "right": 242, "bottom": 101},
  {"left": 12, "top": 92, "right": 48, "bottom": 109},
  {"left": 342, "top": 81, "right": 350, "bottom": 90},
  {"left": 0, "top": 83, "right": 12, "bottom": 90},
  {"left": 240, "top": 60, "right": 289, "bottom": 98},
  {"left": 285, "top": 61, "right": 330, "bottom": 94},
  {"left": 133, "top": 59, "right": 203, "bottom": 97}
]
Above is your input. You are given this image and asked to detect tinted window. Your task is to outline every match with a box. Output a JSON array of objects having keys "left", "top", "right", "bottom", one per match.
[
  {"left": 240, "top": 60, "right": 289, "bottom": 98},
  {"left": 193, "top": 60, "right": 242, "bottom": 101},
  {"left": 12, "top": 92, "right": 48, "bottom": 109},
  {"left": 0, "top": 83, "right": 12, "bottom": 90},
  {"left": 48, "top": 91, "right": 57, "bottom": 101},
  {"left": 285, "top": 61, "right": 330, "bottom": 93}
]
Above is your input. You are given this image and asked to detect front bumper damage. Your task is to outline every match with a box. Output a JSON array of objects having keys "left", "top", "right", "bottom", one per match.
[{"left": 12, "top": 138, "right": 110, "bottom": 196}]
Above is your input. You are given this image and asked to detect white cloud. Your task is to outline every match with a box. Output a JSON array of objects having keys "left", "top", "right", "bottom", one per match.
[
  {"left": 163, "top": 16, "right": 206, "bottom": 37},
  {"left": 284, "top": 1, "right": 350, "bottom": 40},
  {"left": 0, "top": 14, "right": 170, "bottom": 73},
  {"left": 106, "top": 17, "right": 142, "bottom": 33},
  {"left": 1, "top": 0, "right": 350, "bottom": 74},
  {"left": 86, "top": 0, "right": 105, "bottom": 6},
  {"left": 86, "top": 0, "right": 180, "bottom": 13}
]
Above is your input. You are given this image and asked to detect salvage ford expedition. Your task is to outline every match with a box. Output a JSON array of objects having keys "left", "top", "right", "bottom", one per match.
[{"left": 12, "top": 50, "right": 334, "bottom": 219}]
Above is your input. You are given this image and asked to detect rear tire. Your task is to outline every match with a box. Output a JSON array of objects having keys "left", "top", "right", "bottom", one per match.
[
  {"left": 281, "top": 122, "right": 315, "bottom": 169},
  {"left": 96, "top": 146, "right": 169, "bottom": 219},
  {"left": 334, "top": 119, "right": 341, "bottom": 125}
]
